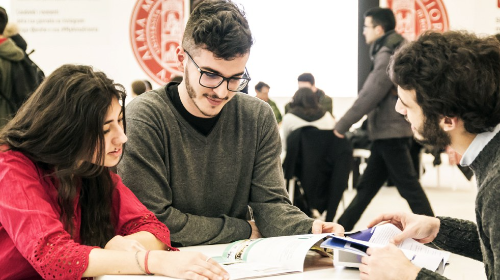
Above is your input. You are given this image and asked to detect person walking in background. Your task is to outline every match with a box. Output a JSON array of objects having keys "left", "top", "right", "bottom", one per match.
[
  {"left": 360, "top": 31, "right": 500, "bottom": 280},
  {"left": 334, "top": 7, "right": 433, "bottom": 231},
  {"left": 255, "top": 81, "right": 282, "bottom": 124},
  {"left": 118, "top": 0, "right": 344, "bottom": 247},
  {"left": 0, "top": 64, "right": 228, "bottom": 280},
  {"left": 285, "top": 73, "right": 333, "bottom": 116}
]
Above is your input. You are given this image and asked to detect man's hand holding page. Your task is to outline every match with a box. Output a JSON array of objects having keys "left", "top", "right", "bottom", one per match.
[
  {"left": 360, "top": 243, "right": 421, "bottom": 280},
  {"left": 312, "top": 220, "right": 345, "bottom": 236},
  {"left": 367, "top": 212, "right": 440, "bottom": 244},
  {"left": 248, "top": 221, "right": 262, "bottom": 239}
]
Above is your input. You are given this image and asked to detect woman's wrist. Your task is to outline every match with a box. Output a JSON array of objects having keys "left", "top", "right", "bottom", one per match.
[
  {"left": 144, "top": 250, "right": 152, "bottom": 275},
  {"left": 147, "top": 250, "right": 162, "bottom": 275},
  {"left": 134, "top": 251, "right": 147, "bottom": 274}
]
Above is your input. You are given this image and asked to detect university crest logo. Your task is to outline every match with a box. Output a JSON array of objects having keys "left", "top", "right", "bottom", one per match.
[
  {"left": 387, "top": 0, "right": 449, "bottom": 41},
  {"left": 130, "top": 0, "right": 185, "bottom": 85}
]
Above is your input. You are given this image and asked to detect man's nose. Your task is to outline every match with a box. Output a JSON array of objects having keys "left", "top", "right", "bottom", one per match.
[
  {"left": 213, "top": 81, "right": 230, "bottom": 98},
  {"left": 395, "top": 98, "right": 406, "bottom": 115}
]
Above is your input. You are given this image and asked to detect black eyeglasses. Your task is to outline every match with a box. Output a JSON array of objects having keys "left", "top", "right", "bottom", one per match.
[{"left": 185, "top": 51, "right": 251, "bottom": 92}]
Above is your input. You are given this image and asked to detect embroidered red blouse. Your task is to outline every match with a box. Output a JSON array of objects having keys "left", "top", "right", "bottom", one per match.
[{"left": 0, "top": 148, "right": 177, "bottom": 279}]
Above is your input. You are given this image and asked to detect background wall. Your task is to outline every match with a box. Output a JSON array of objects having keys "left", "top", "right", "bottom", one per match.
[
  {"left": 380, "top": 0, "right": 500, "bottom": 35},
  {"left": 3, "top": 0, "right": 358, "bottom": 99},
  {"left": 2, "top": 0, "right": 500, "bottom": 102},
  {"left": 5, "top": 0, "right": 145, "bottom": 93},
  {"left": 231, "top": 0, "right": 358, "bottom": 98}
]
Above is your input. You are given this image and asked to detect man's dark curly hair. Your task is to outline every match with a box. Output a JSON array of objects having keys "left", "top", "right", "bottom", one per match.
[
  {"left": 389, "top": 31, "right": 500, "bottom": 134},
  {"left": 183, "top": 0, "right": 253, "bottom": 59}
]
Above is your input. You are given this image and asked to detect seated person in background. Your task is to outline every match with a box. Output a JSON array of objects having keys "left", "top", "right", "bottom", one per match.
[
  {"left": 285, "top": 73, "right": 333, "bottom": 116},
  {"left": 130, "top": 80, "right": 147, "bottom": 99},
  {"left": 359, "top": 31, "right": 500, "bottom": 280},
  {"left": 118, "top": 0, "right": 343, "bottom": 247},
  {"left": 280, "top": 87, "right": 335, "bottom": 161},
  {"left": 143, "top": 79, "right": 152, "bottom": 91},
  {"left": 254, "top": 81, "right": 282, "bottom": 124},
  {"left": 281, "top": 87, "right": 350, "bottom": 223},
  {"left": 170, "top": 75, "right": 183, "bottom": 83},
  {"left": 0, "top": 64, "right": 227, "bottom": 280}
]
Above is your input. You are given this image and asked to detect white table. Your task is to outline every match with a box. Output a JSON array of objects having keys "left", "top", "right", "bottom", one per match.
[
  {"left": 98, "top": 243, "right": 360, "bottom": 280},
  {"left": 98, "top": 243, "right": 484, "bottom": 280}
]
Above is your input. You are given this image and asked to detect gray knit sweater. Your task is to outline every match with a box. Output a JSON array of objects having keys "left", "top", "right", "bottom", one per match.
[
  {"left": 416, "top": 131, "right": 500, "bottom": 280},
  {"left": 118, "top": 84, "right": 314, "bottom": 247}
]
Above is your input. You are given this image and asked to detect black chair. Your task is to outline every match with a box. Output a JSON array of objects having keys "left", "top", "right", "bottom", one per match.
[{"left": 283, "top": 126, "right": 353, "bottom": 222}]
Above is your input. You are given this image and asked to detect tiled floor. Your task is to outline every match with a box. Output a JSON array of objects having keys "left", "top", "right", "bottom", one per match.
[{"left": 332, "top": 153, "right": 485, "bottom": 279}]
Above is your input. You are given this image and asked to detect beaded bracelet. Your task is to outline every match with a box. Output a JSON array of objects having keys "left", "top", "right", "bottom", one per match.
[{"left": 134, "top": 251, "right": 147, "bottom": 274}]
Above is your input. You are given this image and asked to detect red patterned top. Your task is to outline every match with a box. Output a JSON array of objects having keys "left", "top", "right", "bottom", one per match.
[{"left": 0, "top": 148, "right": 177, "bottom": 279}]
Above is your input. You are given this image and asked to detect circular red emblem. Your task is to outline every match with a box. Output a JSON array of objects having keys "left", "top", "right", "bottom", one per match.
[
  {"left": 387, "top": 0, "right": 449, "bottom": 41},
  {"left": 130, "top": 0, "right": 185, "bottom": 85}
]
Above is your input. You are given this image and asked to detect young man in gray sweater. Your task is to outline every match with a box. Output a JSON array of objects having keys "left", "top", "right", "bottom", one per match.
[
  {"left": 118, "top": 0, "right": 343, "bottom": 247},
  {"left": 358, "top": 31, "right": 500, "bottom": 280}
]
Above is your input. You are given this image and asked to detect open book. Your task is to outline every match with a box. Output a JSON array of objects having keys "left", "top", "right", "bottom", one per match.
[
  {"left": 211, "top": 234, "right": 331, "bottom": 279},
  {"left": 320, "top": 223, "right": 450, "bottom": 274}
]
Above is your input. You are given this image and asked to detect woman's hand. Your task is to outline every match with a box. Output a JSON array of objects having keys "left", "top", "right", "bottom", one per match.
[
  {"left": 104, "top": 235, "right": 146, "bottom": 252},
  {"left": 150, "top": 250, "right": 230, "bottom": 280}
]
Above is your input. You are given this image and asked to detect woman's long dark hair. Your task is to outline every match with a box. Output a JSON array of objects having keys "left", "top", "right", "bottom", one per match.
[
  {"left": 0, "top": 64, "right": 126, "bottom": 247},
  {"left": 289, "top": 87, "right": 325, "bottom": 121}
]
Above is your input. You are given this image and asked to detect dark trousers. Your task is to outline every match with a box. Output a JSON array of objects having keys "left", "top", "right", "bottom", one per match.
[{"left": 337, "top": 137, "right": 434, "bottom": 231}]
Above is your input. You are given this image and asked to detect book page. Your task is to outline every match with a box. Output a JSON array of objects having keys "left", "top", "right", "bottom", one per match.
[
  {"left": 368, "top": 224, "right": 450, "bottom": 264},
  {"left": 220, "top": 234, "right": 330, "bottom": 278},
  {"left": 321, "top": 224, "right": 450, "bottom": 274}
]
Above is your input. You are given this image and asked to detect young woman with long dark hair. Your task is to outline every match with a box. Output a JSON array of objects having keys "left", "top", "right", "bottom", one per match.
[{"left": 0, "top": 64, "right": 228, "bottom": 280}]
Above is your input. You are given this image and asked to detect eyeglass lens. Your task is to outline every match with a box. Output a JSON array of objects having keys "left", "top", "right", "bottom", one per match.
[{"left": 200, "top": 73, "right": 248, "bottom": 91}]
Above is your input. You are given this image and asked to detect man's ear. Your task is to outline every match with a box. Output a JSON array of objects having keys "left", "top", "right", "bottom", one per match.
[
  {"left": 176, "top": 46, "right": 185, "bottom": 70},
  {"left": 375, "top": 25, "right": 385, "bottom": 36},
  {"left": 440, "top": 116, "right": 459, "bottom": 132}
]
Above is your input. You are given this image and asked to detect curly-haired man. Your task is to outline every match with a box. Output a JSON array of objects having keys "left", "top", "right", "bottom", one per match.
[{"left": 359, "top": 31, "right": 500, "bottom": 280}]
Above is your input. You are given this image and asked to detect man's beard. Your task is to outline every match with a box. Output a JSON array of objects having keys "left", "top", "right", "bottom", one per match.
[
  {"left": 184, "top": 67, "right": 228, "bottom": 118},
  {"left": 414, "top": 115, "right": 451, "bottom": 149}
]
